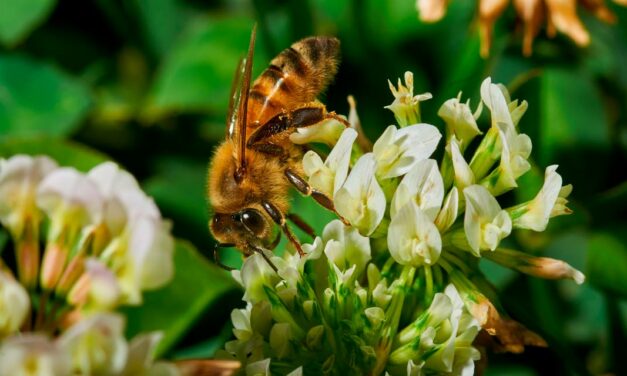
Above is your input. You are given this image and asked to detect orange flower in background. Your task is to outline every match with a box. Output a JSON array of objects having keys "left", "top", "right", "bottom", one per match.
[{"left": 417, "top": 0, "right": 627, "bottom": 56}]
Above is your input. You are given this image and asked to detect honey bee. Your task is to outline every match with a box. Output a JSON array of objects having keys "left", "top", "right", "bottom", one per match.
[{"left": 207, "top": 26, "right": 349, "bottom": 269}]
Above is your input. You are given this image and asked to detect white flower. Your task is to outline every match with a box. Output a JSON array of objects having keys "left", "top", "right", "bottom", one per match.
[
  {"left": 391, "top": 285, "right": 480, "bottom": 373},
  {"left": 37, "top": 168, "right": 104, "bottom": 231},
  {"left": 448, "top": 137, "right": 475, "bottom": 190},
  {"left": 438, "top": 93, "right": 482, "bottom": 149},
  {"left": 240, "top": 253, "right": 281, "bottom": 304},
  {"left": 0, "top": 270, "right": 30, "bottom": 337},
  {"left": 511, "top": 165, "right": 568, "bottom": 231},
  {"left": 302, "top": 128, "right": 357, "bottom": 197},
  {"left": 385, "top": 71, "right": 433, "bottom": 127},
  {"left": 390, "top": 159, "right": 444, "bottom": 221},
  {"left": 0, "top": 155, "right": 57, "bottom": 237},
  {"left": 480, "top": 77, "right": 514, "bottom": 131},
  {"left": 482, "top": 123, "right": 532, "bottom": 195},
  {"left": 372, "top": 124, "right": 441, "bottom": 179},
  {"left": 463, "top": 185, "right": 512, "bottom": 256},
  {"left": 57, "top": 313, "right": 129, "bottom": 375},
  {"left": 434, "top": 187, "right": 459, "bottom": 232},
  {"left": 289, "top": 117, "right": 346, "bottom": 147},
  {"left": 335, "top": 153, "right": 386, "bottom": 236},
  {"left": 321, "top": 219, "right": 371, "bottom": 276},
  {"left": 388, "top": 201, "right": 442, "bottom": 267},
  {"left": 0, "top": 334, "right": 71, "bottom": 376}
]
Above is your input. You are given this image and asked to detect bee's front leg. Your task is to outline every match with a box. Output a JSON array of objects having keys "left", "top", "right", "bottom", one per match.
[
  {"left": 261, "top": 200, "right": 305, "bottom": 257},
  {"left": 284, "top": 168, "right": 350, "bottom": 226}
]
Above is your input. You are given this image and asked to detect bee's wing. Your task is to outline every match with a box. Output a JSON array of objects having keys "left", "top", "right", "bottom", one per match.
[{"left": 227, "top": 25, "right": 257, "bottom": 174}]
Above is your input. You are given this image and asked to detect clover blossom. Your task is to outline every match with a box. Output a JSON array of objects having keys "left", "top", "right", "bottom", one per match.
[
  {"left": 0, "top": 155, "right": 177, "bottom": 375},
  {"left": 223, "top": 73, "right": 581, "bottom": 375}
]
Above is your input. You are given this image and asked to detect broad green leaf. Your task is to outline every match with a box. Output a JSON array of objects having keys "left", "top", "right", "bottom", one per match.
[
  {"left": 0, "top": 136, "right": 108, "bottom": 171},
  {"left": 123, "top": 240, "right": 237, "bottom": 356},
  {"left": 0, "top": 0, "right": 56, "bottom": 46},
  {"left": 587, "top": 231, "right": 627, "bottom": 298},
  {"left": 0, "top": 55, "right": 91, "bottom": 138},
  {"left": 143, "top": 15, "right": 268, "bottom": 120}
]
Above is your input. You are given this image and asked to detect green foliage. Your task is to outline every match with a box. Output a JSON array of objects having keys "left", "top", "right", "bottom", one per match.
[
  {"left": 0, "top": 0, "right": 56, "bottom": 46},
  {"left": 0, "top": 55, "right": 91, "bottom": 139},
  {"left": 1, "top": 0, "right": 626, "bottom": 374}
]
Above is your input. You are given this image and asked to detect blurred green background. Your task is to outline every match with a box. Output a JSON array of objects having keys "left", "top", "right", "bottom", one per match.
[{"left": 1, "top": 1, "right": 626, "bottom": 375}]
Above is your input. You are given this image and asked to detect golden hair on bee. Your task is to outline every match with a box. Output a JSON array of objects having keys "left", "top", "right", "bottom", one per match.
[{"left": 207, "top": 26, "right": 349, "bottom": 270}]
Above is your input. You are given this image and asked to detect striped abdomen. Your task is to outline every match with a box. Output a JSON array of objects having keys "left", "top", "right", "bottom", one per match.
[{"left": 246, "top": 37, "right": 340, "bottom": 130}]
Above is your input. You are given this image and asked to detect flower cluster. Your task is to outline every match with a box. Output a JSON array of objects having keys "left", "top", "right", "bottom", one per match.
[
  {"left": 417, "top": 0, "right": 627, "bottom": 56},
  {"left": 221, "top": 72, "right": 583, "bottom": 375},
  {"left": 0, "top": 156, "right": 175, "bottom": 374}
]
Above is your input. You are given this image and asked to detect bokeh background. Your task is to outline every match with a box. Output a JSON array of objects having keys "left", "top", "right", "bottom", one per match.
[{"left": 1, "top": 1, "right": 626, "bottom": 375}]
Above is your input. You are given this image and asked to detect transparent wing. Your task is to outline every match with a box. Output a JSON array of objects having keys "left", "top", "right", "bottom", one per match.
[{"left": 227, "top": 25, "right": 257, "bottom": 174}]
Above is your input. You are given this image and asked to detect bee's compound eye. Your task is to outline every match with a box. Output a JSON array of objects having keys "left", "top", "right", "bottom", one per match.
[{"left": 241, "top": 209, "right": 265, "bottom": 236}]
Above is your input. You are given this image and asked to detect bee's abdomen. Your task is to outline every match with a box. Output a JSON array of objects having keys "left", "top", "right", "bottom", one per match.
[{"left": 247, "top": 37, "right": 340, "bottom": 127}]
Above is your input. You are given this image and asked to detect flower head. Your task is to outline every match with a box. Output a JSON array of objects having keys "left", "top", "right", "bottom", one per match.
[
  {"left": 0, "top": 155, "right": 177, "bottom": 375},
  {"left": 223, "top": 74, "right": 582, "bottom": 375}
]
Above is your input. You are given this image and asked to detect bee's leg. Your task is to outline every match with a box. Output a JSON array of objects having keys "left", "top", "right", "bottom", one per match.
[
  {"left": 287, "top": 213, "right": 315, "bottom": 238},
  {"left": 261, "top": 201, "right": 305, "bottom": 257},
  {"left": 213, "top": 243, "right": 235, "bottom": 271},
  {"left": 251, "top": 246, "right": 278, "bottom": 272},
  {"left": 247, "top": 104, "right": 350, "bottom": 148},
  {"left": 284, "top": 168, "right": 350, "bottom": 226}
]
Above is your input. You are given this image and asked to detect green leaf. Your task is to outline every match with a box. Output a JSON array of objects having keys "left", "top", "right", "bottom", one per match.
[
  {"left": 0, "top": 136, "right": 109, "bottom": 172},
  {"left": 122, "top": 240, "right": 237, "bottom": 356},
  {"left": 587, "top": 231, "right": 627, "bottom": 298},
  {"left": 143, "top": 15, "right": 267, "bottom": 120},
  {"left": 135, "top": 0, "right": 192, "bottom": 57},
  {"left": 0, "top": 55, "right": 91, "bottom": 138},
  {"left": 0, "top": 0, "right": 56, "bottom": 46}
]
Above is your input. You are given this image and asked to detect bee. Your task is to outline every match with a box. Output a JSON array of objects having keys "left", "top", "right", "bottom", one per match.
[{"left": 207, "top": 26, "right": 349, "bottom": 270}]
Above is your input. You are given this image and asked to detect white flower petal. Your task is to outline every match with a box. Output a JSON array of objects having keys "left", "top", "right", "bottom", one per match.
[
  {"left": 373, "top": 124, "right": 441, "bottom": 179},
  {"left": 435, "top": 187, "right": 459, "bottom": 232},
  {"left": 513, "top": 165, "right": 564, "bottom": 231},
  {"left": 464, "top": 185, "right": 512, "bottom": 255},
  {"left": 334, "top": 153, "right": 386, "bottom": 236},
  {"left": 388, "top": 201, "right": 442, "bottom": 266},
  {"left": 391, "top": 159, "right": 444, "bottom": 220},
  {"left": 449, "top": 137, "right": 475, "bottom": 189},
  {"left": 0, "top": 270, "right": 30, "bottom": 336}
]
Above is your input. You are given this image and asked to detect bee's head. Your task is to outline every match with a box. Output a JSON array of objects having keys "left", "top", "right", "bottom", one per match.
[{"left": 210, "top": 207, "right": 271, "bottom": 250}]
